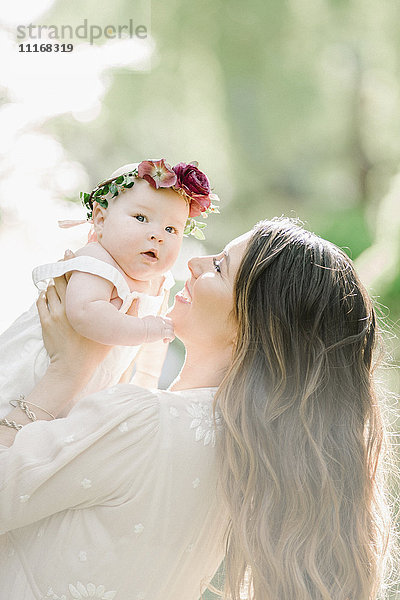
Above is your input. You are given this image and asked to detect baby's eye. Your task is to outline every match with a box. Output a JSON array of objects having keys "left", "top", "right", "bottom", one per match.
[
  {"left": 213, "top": 257, "right": 221, "bottom": 273},
  {"left": 165, "top": 226, "right": 177, "bottom": 234},
  {"left": 134, "top": 214, "right": 147, "bottom": 222}
]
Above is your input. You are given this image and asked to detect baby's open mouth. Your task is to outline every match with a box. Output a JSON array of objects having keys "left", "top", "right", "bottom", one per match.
[{"left": 141, "top": 250, "right": 158, "bottom": 260}]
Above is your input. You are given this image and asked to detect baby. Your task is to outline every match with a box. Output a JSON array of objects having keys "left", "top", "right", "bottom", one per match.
[{"left": 0, "top": 159, "right": 219, "bottom": 419}]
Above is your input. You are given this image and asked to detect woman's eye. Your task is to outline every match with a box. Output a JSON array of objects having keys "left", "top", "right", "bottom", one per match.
[
  {"left": 213, "top": 257, "right": 221, "bottom": 273},
  {"left": 165, "top": 226, "right": 177, "bottom": 234},
  {"left": 134, "top": 214, "right": 147, "bottom": 222}
]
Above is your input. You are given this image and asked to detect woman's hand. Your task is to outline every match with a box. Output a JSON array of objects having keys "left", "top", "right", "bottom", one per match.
[
  {"left": 0, "top": 252, "right": 113, "bottom": 443},
  {"left": 37, "top": 255, "right": 111, "bottom": 385}
]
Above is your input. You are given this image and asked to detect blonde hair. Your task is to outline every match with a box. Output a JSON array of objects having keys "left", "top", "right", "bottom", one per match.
[{"left": 210, "top": 217, "right": 397, "bottom": 599}]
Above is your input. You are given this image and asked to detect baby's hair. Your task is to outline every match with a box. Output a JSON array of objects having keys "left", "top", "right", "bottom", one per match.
[{"left": 110, "top": 163, "right": 138, "bottom": 179}]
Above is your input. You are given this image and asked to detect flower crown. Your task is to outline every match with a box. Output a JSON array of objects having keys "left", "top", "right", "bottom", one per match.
[{"left": 80, "top": 159, "right": 220, "bottom": 240}]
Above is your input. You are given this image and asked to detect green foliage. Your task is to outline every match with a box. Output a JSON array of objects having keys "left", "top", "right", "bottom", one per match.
[
  {"left": 42, "top": 0, "right": 400, "bottom": 344},
  {"left": 311, "top": 206, "right": 373, "bottom": 260},
  {"left": 35, "top": 0, "right": 400, "bottom": 597}
]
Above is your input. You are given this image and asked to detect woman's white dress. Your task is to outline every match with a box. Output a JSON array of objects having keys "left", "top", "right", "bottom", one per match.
[
  {"left": 0, "top": 385, "right": 228, "bottom": 600},
  {"left": 0, "top": 257, "right": 174, "bottom": 417}
]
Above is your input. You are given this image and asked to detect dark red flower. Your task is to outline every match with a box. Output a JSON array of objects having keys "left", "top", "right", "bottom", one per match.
[{"left": 173, "top": 162, "right": 211, "bottom": 198}]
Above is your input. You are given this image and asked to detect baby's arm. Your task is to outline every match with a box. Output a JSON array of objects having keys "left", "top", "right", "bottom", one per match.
[{"left": 65, "top": 271, "right": 174, "bottom": 346}]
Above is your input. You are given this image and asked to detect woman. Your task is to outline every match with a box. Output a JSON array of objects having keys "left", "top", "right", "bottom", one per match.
[{"left": 0, "top": 217, "right": 394, "bottom": 600}]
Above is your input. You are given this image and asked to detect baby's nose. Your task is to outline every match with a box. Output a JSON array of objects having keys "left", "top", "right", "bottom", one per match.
[{"left": 149, "top": 232, "right": 163, "bottom": 243}]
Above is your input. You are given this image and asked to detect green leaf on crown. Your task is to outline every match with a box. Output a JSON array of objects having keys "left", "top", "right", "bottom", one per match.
[
  {"left": 192, "top": 227, "right": 206, "bottom": 240},
  {"left": 184, "top": 219, "right": 195, "bottom": 234}
]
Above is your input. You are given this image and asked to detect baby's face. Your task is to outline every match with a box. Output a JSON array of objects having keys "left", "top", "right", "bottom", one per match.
[{"left": 95, "top": 178, "right": 189, "bottom": 280}]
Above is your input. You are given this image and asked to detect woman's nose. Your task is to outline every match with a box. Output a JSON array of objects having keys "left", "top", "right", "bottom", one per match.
[
  {"left": 187, "top": 258, "right": 198, "bottom": 278},
  {"left": 187, "top": 256, "right": 211, "bottom": 278}
]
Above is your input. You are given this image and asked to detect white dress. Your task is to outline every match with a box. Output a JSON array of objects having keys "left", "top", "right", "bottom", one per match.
[
  {"left": 0, "top": 257, "right": 175, "bottom": 417},
  {"left": 0, "top": 385, "right": 229, "bottom": 600}
]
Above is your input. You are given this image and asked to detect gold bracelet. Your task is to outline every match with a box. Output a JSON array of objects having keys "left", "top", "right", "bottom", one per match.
[
  {"left": 0, "top": 418, "right": 23, "bottom": 431},
  {"left": 12, "top": 394, "right": 55, "bottom": 420}
]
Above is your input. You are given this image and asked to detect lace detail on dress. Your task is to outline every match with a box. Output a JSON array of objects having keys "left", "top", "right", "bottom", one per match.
[
  {"left": 43, "top": 582, "right": 117, "bottom": 600},
  {"left": 69, "top": 583, "right": 117, "bottom": 599},
  {"left": 186, "top": 402, "right": 222, "bottom": 447}
]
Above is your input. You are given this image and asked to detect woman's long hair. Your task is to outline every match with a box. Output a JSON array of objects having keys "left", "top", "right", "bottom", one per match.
[{"left": 212, "top": 217, "right": 396, "bottom": 599}]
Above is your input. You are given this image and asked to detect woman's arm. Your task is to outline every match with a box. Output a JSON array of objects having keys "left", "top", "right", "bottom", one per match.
[
  {"left": 0, "top": 276, "right": 112, "bottom": 447},
  {"left": 0, "top": 382, "right": 159, "bottom": 533},
  {"left": 0, "top": 266, "right": 160, "bottom": 533},
  {"left": 130, "top": 340, "right": 169, "bottom": 388},
  {"left": 131, "top": 291, "right": 170, "bottom": 388}
]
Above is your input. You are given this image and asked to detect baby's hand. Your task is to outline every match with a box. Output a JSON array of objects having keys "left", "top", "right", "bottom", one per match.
[{"left": 142, "top": 315, "right": 175, "bottom": 344}]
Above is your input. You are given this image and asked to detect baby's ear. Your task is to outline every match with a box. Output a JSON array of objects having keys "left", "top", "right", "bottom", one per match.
[{"left": 92, "top": 202, "right": 107, "bottom": 239}]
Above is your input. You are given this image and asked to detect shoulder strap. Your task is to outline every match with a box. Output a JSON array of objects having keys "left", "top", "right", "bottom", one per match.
[{"left": 32, "top": 256, "right": 131, "bottom": 301}]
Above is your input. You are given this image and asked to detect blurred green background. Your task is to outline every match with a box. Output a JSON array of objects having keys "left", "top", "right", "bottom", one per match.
[{"left": 0, "top": 0, "right": 399, "bottom": 597}]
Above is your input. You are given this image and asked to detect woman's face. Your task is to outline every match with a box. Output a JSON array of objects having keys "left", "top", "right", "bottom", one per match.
[{"left": 168, "top": 231, "right": 252, "bottom": 349}]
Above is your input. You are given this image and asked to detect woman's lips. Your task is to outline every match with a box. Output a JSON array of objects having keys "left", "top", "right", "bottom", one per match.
[{"left": 176, "top": 282, "right": 192, "bottom": 304}]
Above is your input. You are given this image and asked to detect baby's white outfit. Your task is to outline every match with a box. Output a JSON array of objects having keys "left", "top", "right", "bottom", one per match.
[{"left": 0, "top": 256, "right": 174, "bottom": 417}]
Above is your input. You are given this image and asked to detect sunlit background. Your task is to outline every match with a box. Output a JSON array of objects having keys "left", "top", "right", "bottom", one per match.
[{"left": 1, "top": 0, "right": 400, "bottom": 597}]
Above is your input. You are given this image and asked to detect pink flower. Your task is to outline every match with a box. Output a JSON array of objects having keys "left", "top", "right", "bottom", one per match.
[
  {"left": 188, "top": 195, "right": 211, "bottom": 217},
  {"left": 137, "top": 159, "right": 213, "bottom": 218},
  {"left": 173, "top": 162, "right": 211, "bottom": 198},
  {"left": 138, "top": 159, "right": 177, "bottom": 189}
]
